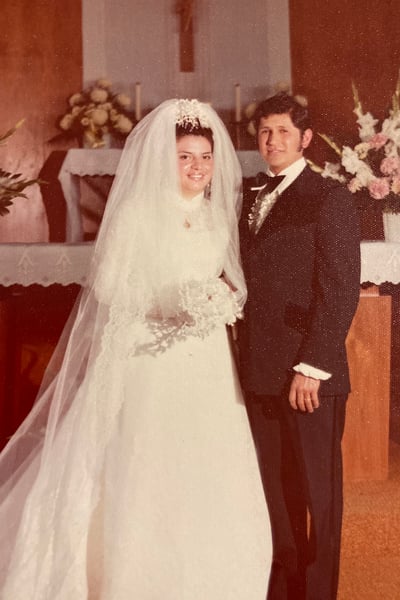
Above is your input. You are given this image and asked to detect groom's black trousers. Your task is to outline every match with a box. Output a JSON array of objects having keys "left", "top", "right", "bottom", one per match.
[{"left": 246, "top": 393, "right": 347, "bottom": 600}]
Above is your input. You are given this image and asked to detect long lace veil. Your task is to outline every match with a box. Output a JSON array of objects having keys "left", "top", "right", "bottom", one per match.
[{"left": 0, "top": 99, "right": 245, "bottom": 587}]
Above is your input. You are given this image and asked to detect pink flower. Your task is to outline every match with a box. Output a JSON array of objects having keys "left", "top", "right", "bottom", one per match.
[
  {"left": 369, "top": 133, "right": 388, "bottom": 149},
  {"left": 380, "top": 156, "right": 400, "bottom": 176},
  {"left": 368, "top": 178, "right": 391, "bottom": 200}
]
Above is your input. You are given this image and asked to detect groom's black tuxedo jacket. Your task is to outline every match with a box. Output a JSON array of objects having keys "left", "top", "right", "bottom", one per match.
[{"left": 239, "top": 166, "right": 361, "bottom": 397}]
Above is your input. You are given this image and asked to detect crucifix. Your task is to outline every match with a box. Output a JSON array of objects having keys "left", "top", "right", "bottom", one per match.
[{"left": 176, "top": 0, "right": 195, "bottom": 72}]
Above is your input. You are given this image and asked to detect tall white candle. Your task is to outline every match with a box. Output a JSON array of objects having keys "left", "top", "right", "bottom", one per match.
[
  {"left": 135, "top": 82, "right": 142, "bottom": 121},
  {"left": 235, "top": 83, "right": 241, "bottom": 122}
]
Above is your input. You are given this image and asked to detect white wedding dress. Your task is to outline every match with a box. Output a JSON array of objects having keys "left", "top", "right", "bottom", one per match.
[{"left": 1, "top": 199, "right": 271, "bottom": 599}]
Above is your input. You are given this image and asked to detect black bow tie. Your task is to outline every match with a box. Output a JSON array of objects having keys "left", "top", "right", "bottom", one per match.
[{"left": 254, "top": 172, "right": 286, "bottom": 193}]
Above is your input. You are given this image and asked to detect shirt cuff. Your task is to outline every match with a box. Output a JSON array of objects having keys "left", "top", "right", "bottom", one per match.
[{"left": 293, "top": 362, "right": 332, "bottom": 380}]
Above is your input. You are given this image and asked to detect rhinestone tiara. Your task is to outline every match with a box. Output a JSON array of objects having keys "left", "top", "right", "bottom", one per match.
[{"left": 175, "top": 99, "right": 210, "bottom": 128}]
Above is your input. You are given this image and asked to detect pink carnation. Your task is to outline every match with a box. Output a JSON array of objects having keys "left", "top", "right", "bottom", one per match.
[
  {"left": 369, "top": 133, "right": 388, "bottom": 149},
  {"left": 380, "top": 156, "right": 400, "bottom": 176},
  {"left": 368, "top": 178, "right": 391, "bottom": 200}
]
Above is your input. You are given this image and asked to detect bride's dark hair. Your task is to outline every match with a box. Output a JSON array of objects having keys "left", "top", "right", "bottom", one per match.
[{"left": 176, "top": 120, "right": 214, "bottom": 150}]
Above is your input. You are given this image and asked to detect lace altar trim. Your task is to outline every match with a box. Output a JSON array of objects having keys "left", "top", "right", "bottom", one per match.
[
  {"left": 360, "top": 241, "right": 400, "bottom": 284},
  {"left": 59, "top": 149, "right": 121, "bottom": 177},
  {"left": 0, "top": 243, "right": 94, "bottom": 287},
  {"left": 0, "top": 241, "right": 398, "bottom": 288}
]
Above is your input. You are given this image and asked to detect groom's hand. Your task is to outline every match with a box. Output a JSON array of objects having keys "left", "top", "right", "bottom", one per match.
[{"left": 288, "top": 373, "right": 320, "bottom": 413}]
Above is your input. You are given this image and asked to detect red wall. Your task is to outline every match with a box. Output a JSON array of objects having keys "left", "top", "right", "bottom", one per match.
[
  {"left": 289, "top": 0, "right": 400, "bottom": 162},
  {"left": 0, "top": 0, "right": 82, "bottom": 241}
]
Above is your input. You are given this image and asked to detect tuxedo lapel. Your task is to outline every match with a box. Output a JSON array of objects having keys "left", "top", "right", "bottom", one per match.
[{"left": 252, "top": 167, "right": 318, "bottom": 242}]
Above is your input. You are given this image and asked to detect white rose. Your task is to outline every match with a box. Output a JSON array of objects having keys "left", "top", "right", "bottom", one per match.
[
  {"left": 59, "top": 114, "right": 74, "bottom": 130},
  {"left": 113, "top": 114, "right": 133, "bottom": 134},
  {"left": 91, "top": 108, "right": 108, "bottom": 126},
  {"left": 90, "top": 88, "right": 108, "bottom": 103},
  {"left": 96, "top": 78, "right": 112, "bottom": 89},
  {"left": 69, "top": 93, "right": 84, "bottom": 107},
  {"left": 114, "top": 93, "right": 131, "bottom": 108}
]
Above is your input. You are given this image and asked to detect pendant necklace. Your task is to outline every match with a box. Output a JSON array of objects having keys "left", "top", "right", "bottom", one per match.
[{"left": 173, "top": 192, "right": 204, "bottom": 229}]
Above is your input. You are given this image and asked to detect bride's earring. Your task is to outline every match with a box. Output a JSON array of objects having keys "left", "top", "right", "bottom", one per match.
[{"left": 204, "top": 182, "right": 212, "bottom": 200}]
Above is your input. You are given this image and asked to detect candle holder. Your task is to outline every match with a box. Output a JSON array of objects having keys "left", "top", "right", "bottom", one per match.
[
  {"left": 234, "top": 120, "right": 242, "bottom": 150},
  {"left": 230, "top": 119, "right": 247, "bottom": 150},
  {"left": 135, "top": 82, "right": 142, "bottom": 122}
]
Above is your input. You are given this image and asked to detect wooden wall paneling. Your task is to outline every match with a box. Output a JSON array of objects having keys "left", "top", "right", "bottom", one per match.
[
  {"left": 343, "top": 295, "right": 391, "bottom": 481},
  {"left": 289, "top": 1, "right": 399, "bottom": 477},
  {"left": 289, "top": 0, "right": 400, "bottom": 163},
  {"left": 0, "top": 0, "right": 82, "bottom": 241}
]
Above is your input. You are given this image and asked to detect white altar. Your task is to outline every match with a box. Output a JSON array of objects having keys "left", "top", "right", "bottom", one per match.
[
  {"left": 0, "top": 241, "right": 399, "bottom": 288},
  {"left": 0, "top": 243, "right": 93, "bottom": 287}
]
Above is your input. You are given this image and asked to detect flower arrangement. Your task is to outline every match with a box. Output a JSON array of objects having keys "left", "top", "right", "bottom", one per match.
[
  {"left": 310, "top": 74, "right": 400, "bottom": 213},
  {"left": 58, "top": 78, "right": 134, "bottom": 148},
  {"left": 0, "top": 120, "right": 41, "bottom": 216},
  {"left": 179, "top": 277, "right": 242, "bottom": 337}
]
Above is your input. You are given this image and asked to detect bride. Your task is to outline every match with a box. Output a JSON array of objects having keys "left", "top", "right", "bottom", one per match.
[{"left": 0, "top": 99, "right": 271, "bottom": 599}]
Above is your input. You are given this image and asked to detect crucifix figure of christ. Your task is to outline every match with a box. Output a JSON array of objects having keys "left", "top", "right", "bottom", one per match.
[{"left": 176, "top": 0, "right": 195, "bottom": 72}]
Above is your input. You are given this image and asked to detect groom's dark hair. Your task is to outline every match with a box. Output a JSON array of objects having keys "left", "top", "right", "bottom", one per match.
[{"left": 253, "top": 92, "right": 312, "bottom": 135}]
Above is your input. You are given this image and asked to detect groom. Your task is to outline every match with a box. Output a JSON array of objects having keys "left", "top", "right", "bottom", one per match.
[{"left": 239, "top": 92, "right": 360, "bottom": 600}]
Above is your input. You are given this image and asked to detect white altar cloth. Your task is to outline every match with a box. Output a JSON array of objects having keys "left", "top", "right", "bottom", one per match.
[
  {"left": 360, "top": 241, "right": 400, "bottom": 285},
  {"left": 0, "top": 243, "right": 93, "bottom": 287},
  {"left": 0, "top": 241, "right": 399, "bottom": 288}
]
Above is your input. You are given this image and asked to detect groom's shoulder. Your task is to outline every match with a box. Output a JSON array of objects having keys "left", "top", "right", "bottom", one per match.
[{"left": 296, "top": 165, "right": 346, "bottom": 197}]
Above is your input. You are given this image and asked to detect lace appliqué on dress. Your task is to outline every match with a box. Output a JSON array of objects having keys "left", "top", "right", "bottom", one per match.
[{"left": 97, "top": 277, "right": 240, "bottom": 362}]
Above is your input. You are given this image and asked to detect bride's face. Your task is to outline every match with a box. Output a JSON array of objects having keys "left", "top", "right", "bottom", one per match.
[{"left": 177, "top": 135, "right": 214, "bottom": 199}]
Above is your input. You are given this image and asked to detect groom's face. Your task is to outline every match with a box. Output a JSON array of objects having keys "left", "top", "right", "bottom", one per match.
[{"left": 257, "top": 112, "right": 312, "bottom": 174}]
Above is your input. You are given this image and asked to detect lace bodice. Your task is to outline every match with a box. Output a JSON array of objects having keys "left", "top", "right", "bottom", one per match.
[{"left": 168, "top": 193, "right": 227, "bottom": 282}]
